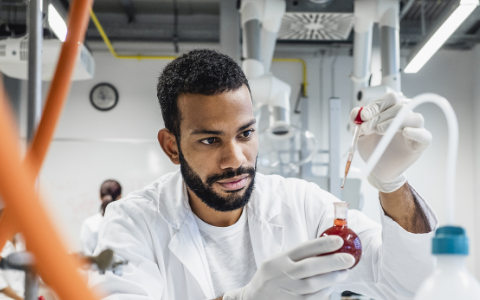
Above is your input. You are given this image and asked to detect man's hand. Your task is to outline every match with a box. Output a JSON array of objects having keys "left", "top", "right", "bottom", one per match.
[
  {"left": 350, "top": 93, "right": 432, "bottom": 193},
  {"left": 223, "top": 236, "right": 354, "bottom": 300}
]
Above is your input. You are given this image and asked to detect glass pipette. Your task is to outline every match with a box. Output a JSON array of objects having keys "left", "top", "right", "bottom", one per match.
[{"left": 341, "top": 107, "right": 363, "bottom": 190}]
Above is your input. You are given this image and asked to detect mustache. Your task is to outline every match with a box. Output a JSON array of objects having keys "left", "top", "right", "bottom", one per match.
[{"left": 205, "top": 165, "right": 256, "bottom": 186}]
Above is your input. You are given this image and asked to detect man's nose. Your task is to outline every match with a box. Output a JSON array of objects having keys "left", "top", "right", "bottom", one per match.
[{"left": 219, "top": 141, "right": 246, "bottom": 170}]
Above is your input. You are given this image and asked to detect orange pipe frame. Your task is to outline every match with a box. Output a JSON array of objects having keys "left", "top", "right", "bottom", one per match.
[{"left": 0, "top": 0, "right": 99, "bottom": 299}]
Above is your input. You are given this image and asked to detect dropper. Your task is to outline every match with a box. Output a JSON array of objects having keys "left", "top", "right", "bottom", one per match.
[{"left": 341, "top": 107, "right": 364, "bottom": 190}]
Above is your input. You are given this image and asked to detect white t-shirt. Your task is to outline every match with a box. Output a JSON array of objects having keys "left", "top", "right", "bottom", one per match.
[
  {"left": 194, "top": 210, "right": 257, "bottom": 298},
  {"left": 80, "top": 213, "right": 103, "bottom": 255},
  {"left": 0, "top": 238, "right": 25, "bottom": 300}
]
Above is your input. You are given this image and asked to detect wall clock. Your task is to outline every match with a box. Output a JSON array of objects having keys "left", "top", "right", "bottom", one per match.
[{"left": 90, "top": 83, "right": 119, "bottom": 111}]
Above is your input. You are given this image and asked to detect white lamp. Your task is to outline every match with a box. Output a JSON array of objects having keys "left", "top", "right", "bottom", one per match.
[
  {"left": 404, "top": 0, "right": 478, "bottom": 73},
  {"left": 48, "top": 4, "right": 67, "bottom": 42}
]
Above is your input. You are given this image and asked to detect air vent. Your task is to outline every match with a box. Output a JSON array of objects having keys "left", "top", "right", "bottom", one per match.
[
  {"left": 0, "top": 44, "right": 5, "bottom": 56},
  {"left": 20, "top": 40, "right": 28, "bottom": 61},
  {"left": 278, "top": 12, "right": 354, "bottom": 40}
]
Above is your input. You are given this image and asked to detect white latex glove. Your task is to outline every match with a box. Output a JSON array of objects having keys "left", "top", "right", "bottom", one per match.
[
  {"left": 350, "top": 93, "right": 432, "bottom": 193},
  {"left": 223, "top": 236, "right": 354, "bottom": 300}
]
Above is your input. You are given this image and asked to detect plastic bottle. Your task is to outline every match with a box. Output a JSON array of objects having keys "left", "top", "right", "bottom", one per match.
[
  {"left": 414, "top": 226, "right": 480, "bottom": 299},
  {"left": 319, "top": 202, "right": 362, "bottom": 268}
]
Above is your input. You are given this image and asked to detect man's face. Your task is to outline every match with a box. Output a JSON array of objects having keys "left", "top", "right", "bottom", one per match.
[{"left": 177, "top": 85, "right": 258, "bottom": 212}]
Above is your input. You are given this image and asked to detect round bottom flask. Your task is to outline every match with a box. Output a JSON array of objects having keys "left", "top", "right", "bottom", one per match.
[{"left": 319, "top": 202, "right": 362, "bottom": 268}]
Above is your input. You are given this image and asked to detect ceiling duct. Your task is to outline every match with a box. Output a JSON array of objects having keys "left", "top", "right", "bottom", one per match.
[
  {"left": 279, "top": 0, "right": 354, "bottom": 40},
  {"left": 278, "top": 12, "right": 354, "bottom": 40}
]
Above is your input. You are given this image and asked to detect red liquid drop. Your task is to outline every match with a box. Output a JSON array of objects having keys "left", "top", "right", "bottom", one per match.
[{"left": 318, "top": 218, "right": 362, "bottom": 269}]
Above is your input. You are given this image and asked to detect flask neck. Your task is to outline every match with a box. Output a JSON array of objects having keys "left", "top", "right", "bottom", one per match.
[{"left": 334, "top": 218, "right": 347, "bottom": 226}]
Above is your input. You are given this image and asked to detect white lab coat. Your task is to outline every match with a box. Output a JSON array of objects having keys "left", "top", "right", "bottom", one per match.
[
  {"left": 89, "top": 170, "right": 438, "bottom": 300},
  {"left": 0, "top": 240, "right": 25, "bottom": 300},
  {"left": 80, "top": 213, "right": 103, "bottom": 255}
]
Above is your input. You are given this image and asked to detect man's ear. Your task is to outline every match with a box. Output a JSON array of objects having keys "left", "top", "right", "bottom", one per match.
[{"left": 158, "top": 129, "right": 180, "bottom": 165}]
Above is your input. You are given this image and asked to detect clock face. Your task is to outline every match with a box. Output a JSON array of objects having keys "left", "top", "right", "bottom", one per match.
[{"left": 90, "top": 83, "right": 119, "bottom": 111}]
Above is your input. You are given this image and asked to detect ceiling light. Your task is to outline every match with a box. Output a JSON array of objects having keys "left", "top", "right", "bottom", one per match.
[
  {"left": 404, "top": 0, "right": 478, "bottom": 73},
  {"left": 48, "top": 4, "right": 67, "bottom": 42}
]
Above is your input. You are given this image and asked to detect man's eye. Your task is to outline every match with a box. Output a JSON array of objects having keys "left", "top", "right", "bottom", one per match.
[
  {"left": 242, "top": 129, "right": 254, "bottom": 138},
  {"left": 200, "top": 137, "right": 216, "bottom": 145}
]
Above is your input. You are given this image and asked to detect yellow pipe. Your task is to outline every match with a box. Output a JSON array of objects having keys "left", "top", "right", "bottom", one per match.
[
  {"left": 272, "top": 58, "right": 308, "bottom": 97},
  {"left": 90, "top": 9, "right": 308, "bottom": 96},
  {"left": 89, "top": 9, "right": 177, "bottom": 60}
]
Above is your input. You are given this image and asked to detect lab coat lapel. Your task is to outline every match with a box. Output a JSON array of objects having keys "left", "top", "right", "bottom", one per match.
[
  {"left": 157, "top": 171, "right": 215, "bottom": 299},
  {"left": 168, "top": 214, "right": 215, "bottom": 299},
  {"left": 248, "top": 211, "right": 284, "bottom": 267},
  {"left": 247, "top": 175, "right": 284, "bottom": 267}
]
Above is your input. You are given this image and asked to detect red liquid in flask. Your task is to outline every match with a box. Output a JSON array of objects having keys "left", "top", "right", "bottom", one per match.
[{"left": 319, "top": 202, "right": 362, "bottom": 269}]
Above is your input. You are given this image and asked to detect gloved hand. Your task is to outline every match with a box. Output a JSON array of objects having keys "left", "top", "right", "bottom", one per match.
[
  {"left": 350, "top": 93, "right": 432, "bottom": 193},
  {"left": 223, "top": 236, "right": 354, "bottom": 300}
]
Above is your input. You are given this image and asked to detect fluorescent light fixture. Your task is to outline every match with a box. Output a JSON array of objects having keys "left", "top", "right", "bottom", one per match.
[
  {"left": 404, "top": 0, "right": 478, "bottom": 73},
  {"left": 48, "top": 4, "right": 67, "bottom": 42}
]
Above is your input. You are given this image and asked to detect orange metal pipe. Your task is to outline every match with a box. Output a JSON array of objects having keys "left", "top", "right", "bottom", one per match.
[
  {"left": 0, "top": 75, "right": 19, "bottom": 249},
  {"left": 25, "top": 0, "right": 94, "bottom": 176},
  {"left": 0, "top": 210, "right": 19, "bottom": 250},
  {"left": 0, "top": 95, "right": 98, "bottom": 300},
  {"left": 0, "top": 0, "right": 99, "bottom": 298}
]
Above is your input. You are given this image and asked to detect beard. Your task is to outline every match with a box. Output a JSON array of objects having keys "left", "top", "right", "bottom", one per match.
[{"left": 178, "top": 148, "right": 256, "bottom": 212}]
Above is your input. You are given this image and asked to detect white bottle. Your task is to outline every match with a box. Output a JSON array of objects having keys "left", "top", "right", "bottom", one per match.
[{"left": 414, "top": 226, "right": 480, "bottom": 300}]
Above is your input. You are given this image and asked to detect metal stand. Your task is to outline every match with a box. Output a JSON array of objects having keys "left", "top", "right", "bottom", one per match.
[
  {"left": 27, "top": 0, "right": 43, "bottom": 142},
  {"left": 24, "top": 270, "right": 39, "bottom": 300},
  {"left": 0, "top": 249, "right": 127, "bottom": 300},
  {"left": 0, "top": 251, "right": 38, "bottom": 300}
]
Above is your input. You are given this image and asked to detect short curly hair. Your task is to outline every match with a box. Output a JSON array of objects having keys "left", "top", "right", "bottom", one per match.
[{"left": 157, "top": 49, "right": 250, "bottom": 139}]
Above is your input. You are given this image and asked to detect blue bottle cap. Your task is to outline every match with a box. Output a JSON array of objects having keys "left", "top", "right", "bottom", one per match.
[{"left": 432, "top": 226, "right": 468, "bottom": 255}]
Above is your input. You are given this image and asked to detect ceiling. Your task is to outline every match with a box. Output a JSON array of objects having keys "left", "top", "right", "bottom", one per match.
[{"left": 0, "top": 0, "right": 480, "bottom": 52}]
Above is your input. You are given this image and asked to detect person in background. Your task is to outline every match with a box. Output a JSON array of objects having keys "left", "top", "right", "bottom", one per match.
[
  {"left": 0, "top": 230, "right": 25, "bottom": 300},
  {"left": 80, "top": 180, "right": 122, "bottom": 255}
]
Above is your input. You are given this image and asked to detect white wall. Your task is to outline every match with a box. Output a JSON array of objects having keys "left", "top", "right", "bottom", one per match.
[
  {"left": 24, "top": 47, "right": 479, "bottom": 280},
  {"left": 472, "top": 45, "right": 480, "bottom": 281},
  {"left": 37, "top": 53, "right": 179, "bottom": 250}
]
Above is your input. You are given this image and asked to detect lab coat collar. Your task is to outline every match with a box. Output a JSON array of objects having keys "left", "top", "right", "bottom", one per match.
[
  {"left": 157, "top": 170, "right": 190, "bottom": 230},
  {"left": 156, "top": 170, "right": 282, "bottom": 229},
  {"left": 159, "top": 170, "right": 284, "bottom": 298}
]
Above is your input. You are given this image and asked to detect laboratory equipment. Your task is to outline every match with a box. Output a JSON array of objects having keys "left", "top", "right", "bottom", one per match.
[
  {"left": 0, "top": 251, "right": 39, "bottom": 300},
  {"left": 78, "top": 249, "right": 128, "bottom": 275},
  {"left": 413, "top": 227, "right": 480, "bottom": 299},
  {"left": 257, "top": 125, "right": 318, "bottom": 177},
  {"left": 318, "top": 202, "right": 362, "bottom": 268},
  {"left": 362, "top": 93, "right": 480, "bottom": 297},
  {"left": 0, "top": 37, "right": 95, "bottom": 81},
  {"left": 351, "top": 0, "right": 401, "bottom": 108},
  {"left": 240, "top": 0, "right": 294, "bottom": 138},
  {"left": 341, "top": 107, "right": 363, "bottom": 190}
]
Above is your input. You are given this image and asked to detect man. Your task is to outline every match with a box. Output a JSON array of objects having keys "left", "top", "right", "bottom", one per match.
[
  {"left": 80, "top": 180, "right": 122, "bottom": 255},
  {"left": 89, "top": 49, "right": 436, "bottom": 300}
]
